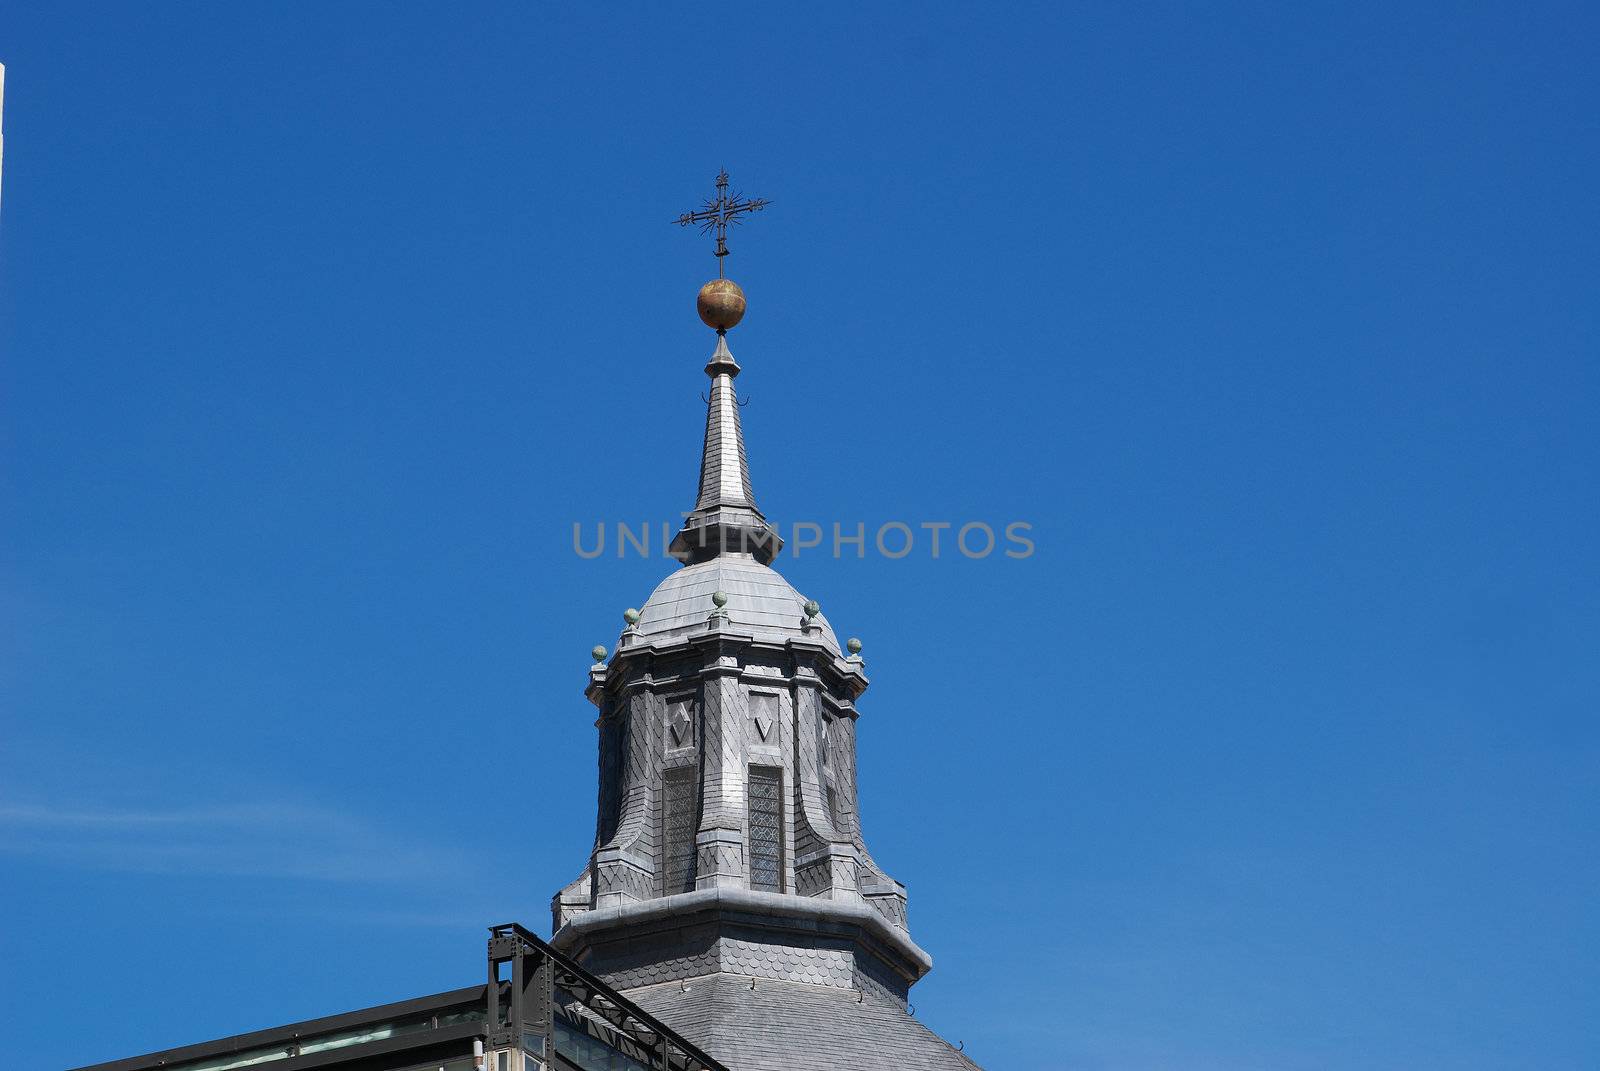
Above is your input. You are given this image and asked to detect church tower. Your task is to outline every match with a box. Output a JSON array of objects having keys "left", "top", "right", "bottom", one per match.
[{"left": 549, "top": 174, "right": 977, "bottom": 1071}]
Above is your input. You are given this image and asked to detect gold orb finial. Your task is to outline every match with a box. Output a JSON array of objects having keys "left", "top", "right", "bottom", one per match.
[{"left": 697, "top": 278, "right": 746, "bottom": 332}]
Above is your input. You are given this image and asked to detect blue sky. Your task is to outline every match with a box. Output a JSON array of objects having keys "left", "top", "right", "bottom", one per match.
[{"left": 1, "top": 4, "right": 1596, "bottom": 1069}]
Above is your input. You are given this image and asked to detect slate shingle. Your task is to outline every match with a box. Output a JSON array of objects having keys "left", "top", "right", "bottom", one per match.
[{"left": 626, "top": 974, "right": 983, "bottom": 1071}]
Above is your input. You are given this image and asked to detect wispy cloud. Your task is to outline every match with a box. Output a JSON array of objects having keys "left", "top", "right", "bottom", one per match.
[{"left": 0, "top": 799, "right": 466, "bottom": 883}]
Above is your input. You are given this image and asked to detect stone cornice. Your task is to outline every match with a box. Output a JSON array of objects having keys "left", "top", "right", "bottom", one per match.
[
  {"left": 551, "top": 887, "right": 932, "bottom": 982},
  {"left": 589, "top": 630, "right": 869, "bottom": 705}
]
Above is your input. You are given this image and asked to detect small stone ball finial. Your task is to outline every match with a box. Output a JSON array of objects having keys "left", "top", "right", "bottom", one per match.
[
  {"left": 846, "top": 637, "right": 863, "bottom": 655},
  {"left": 591, "top": 645, "right": 608, "bottom": 664},
  {"left": 623, "top": 608, "right": 641, "bottom": 626},
  {"left": 697, "top": 278, "right": 746, "bottom": 331},
  {"left": 803, "top": 599, "right": 821, "bottom": 620},
  {"left": 711, "top": 591, "right": 729, "bottom": 609}
]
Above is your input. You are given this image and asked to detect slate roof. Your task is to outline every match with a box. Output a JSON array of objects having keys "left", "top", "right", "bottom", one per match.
[
  {"left": 634, "top": 556, "right": 841, "bottom": 653},
  {"left": 625, "top": 974, "right": 983, "bottom": 1071},
  {"left": 695, "top": 337, "right": 759, "bottom": 511}
]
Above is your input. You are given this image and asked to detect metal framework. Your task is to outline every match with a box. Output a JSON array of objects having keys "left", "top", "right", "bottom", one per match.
[
  {"left": 489, "top": 922, "right": 728, "bottom": 1071},
  {"left": 70, "top": 924, "right": 728, "bottom": 1071}
]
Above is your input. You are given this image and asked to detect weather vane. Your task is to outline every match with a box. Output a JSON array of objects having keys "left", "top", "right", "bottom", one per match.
[{"left": 674, "top": 170, "right": 771, "bottom": 278}]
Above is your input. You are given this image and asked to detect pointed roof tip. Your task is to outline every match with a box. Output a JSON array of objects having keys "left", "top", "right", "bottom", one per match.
[
  {"left": 669, "top": 325, "right": 783, "bottom": 565},
  {"left": 693, "top": 350, "right": 756, "bottom": 512},
  {"left": 705, "top": 331, "right": 741, "bottom": 378}
]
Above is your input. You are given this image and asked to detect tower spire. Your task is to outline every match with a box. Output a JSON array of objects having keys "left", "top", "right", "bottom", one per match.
[
  {"left": 694, "top": 334, "right": 756, "bottom": 511},
  {"left": 550, "top": 173, "right": 943, "bottom": 1071},
  {"left": 668, "top": 326, "right": 782, "bottom": 565}
]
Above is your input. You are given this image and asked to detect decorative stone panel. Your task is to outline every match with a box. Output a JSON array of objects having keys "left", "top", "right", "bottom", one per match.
[{"left": 666, "top": 695, "right": 696, "bottom": 750}]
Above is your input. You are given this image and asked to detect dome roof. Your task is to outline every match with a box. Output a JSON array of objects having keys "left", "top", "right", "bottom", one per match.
[{"left": 634, "top": 556, "right": 839, "bottom": 653}]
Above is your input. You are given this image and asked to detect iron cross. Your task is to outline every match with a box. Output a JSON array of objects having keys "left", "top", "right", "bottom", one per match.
[{"left": 674, "top": 170, "right": 771, "bottom": 277}]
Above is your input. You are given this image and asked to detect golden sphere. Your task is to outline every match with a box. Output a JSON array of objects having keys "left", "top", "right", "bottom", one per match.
[{"left": 697, "top": 278, "right": 747, "bottom": 331}]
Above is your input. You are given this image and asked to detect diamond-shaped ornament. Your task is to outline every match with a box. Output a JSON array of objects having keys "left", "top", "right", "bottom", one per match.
[
  {"left": 669, "top": 706, "right": 693, "bottom": 746},
  {"left": 753, "top": 713, "right": 773, "bottom": 741}
]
